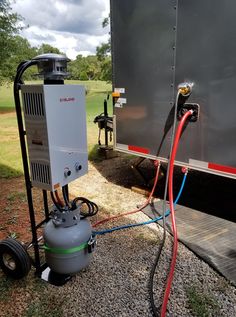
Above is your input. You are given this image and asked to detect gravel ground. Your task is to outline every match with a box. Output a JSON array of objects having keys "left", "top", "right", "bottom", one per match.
[
  {"left": 60, "top": 155, "right": 236, "bottom": 317},
  {"left": 1, "top": 154, "right": 234, "bottom": 317}
]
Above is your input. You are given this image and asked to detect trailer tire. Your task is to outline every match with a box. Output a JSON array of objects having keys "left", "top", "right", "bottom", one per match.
[{"left": 0, "top": 238, "right": 31, "bottom": 279}]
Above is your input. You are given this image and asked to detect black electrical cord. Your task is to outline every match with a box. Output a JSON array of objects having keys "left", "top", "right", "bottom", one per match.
[
  {"left": 148, "top": 91, "right": 181, "bottom": 316},
  {"left": 148, "top": 230, "right": 166, "bottom": 316},
  {"left": 50, "top": 192, "right": 64, "bottom": 212},
  {"left": 62, "top": 185, "right": 71, "bottom": 208},
  {"left": 71, "top": 197, "right": 98, "bottom": 218},
  {"left": 52, "top": 185, "right": 98, "bottom": 219}
]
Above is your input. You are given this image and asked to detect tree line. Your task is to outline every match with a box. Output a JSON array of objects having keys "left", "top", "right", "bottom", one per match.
[{"left": 0, "top": 0, "right": 111, "bottom": 84}]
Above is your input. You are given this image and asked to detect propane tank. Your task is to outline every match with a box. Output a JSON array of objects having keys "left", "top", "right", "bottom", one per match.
[{"left": 43, "top": 207, "right": 96, "bottom": 275}]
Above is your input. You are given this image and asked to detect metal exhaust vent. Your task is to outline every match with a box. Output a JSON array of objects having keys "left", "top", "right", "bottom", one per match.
[
  {"left": 31, "top": 162, "right": 51, "bottom": 186},
  {"left": 22, "top": 92, "right": 45, "bottom": 117}
]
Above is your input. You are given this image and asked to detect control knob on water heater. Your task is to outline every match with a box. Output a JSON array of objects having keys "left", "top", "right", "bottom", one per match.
[{"left": 64, "top": 168, "right": 71, "bottom": 177}]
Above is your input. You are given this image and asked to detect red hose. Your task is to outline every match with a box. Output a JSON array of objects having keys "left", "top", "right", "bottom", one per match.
[
  {"left": 92, "top": 161, "right": 161, "bottom": 228},
  {"left": 161, "top": 110, "right": 193, "bottom": 317}
]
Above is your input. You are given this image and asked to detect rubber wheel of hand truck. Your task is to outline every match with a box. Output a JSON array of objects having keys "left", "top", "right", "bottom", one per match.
[{"left": 0, "top": 238, "right": 31, "bottom": 279}]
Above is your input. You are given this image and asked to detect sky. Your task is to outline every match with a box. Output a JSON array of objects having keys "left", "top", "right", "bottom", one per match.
[{"left": 11, "top": 0, "right": 110, "bottom": 60}]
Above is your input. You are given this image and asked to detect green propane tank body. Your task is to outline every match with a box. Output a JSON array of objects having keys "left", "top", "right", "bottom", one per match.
[{"left": 43, "top": 208, "right": 95, "bottom": 275}]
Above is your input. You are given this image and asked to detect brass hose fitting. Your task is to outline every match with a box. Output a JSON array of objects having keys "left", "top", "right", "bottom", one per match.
[{"left": 178, "top": 82, "right": 194, "bottom": 96}]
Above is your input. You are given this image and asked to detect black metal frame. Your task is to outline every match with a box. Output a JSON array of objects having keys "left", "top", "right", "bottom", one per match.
[
  {"left": 13, "top": 60, "right": 50, "bottom": 275},
  {"left": 103, "top": 98, "right": 110, "bottom": 147},
  {"left": 94, "top": 96, "right": 113, "bottom": 149}
]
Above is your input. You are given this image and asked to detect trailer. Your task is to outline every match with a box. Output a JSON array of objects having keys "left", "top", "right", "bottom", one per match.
[{"left": 110, "top": 0, "right": 236, "bottom": 179}]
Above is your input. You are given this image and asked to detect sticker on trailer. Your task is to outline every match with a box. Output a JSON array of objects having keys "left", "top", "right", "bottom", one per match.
[
  {"left": 115, "top": 97, "right": 127, "bottom": 108},
  {"left": 114, "top": 88, "right": 125, "bottom": 94}
]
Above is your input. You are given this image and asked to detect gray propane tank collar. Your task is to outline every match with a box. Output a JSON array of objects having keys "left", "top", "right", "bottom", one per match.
[{"left": 52, "top": 207, "right": 80, "bottom": 228}]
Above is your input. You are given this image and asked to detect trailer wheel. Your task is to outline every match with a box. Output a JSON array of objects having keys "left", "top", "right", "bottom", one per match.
[{"left": 0, "top": 238, "right": 31, "bottom": 279}]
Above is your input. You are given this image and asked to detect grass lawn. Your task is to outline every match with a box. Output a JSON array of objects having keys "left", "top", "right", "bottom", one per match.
[
  {"left": 0, "top": 80, "right": 112, "bottom": 178},
  {"left": 0, "top": 84, "right": 15, "bottom": 113}
]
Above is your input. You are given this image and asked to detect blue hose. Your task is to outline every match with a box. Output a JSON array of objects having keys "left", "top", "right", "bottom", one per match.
[{"left": 93, "top": 172, "right": 187, "bottom": 235}]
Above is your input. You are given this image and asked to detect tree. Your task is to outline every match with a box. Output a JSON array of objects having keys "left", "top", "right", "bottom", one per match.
[
  {"left": 2, "top": 36, "right": 38, "bottom": 81},
  {"left": 68, "top": 54, "right": 87, "bottom": 80},
  {"left": 0, "top": 0, "right": 23, "bottom": 82},
  {"left": 0, "top": 1, "right": 66, "bottom": 83},
  {"left": 37, "top": 43, "right": 64, "bottom": 55},
  {"left": 100, "top": 58, "right": 112, "bottom": 82},
  {"left": 79, "top": 70, "right": 89, "bottom": 81},
  {"left": 96, "top": 16, "right": 112, "bottom": 82},
  {"left": 68, "top": 55, "right": 101, "bottom": 80},
  {"left": 96, "top": 42, "right": 110, "bottom": 62},
  {"left": 85, "top": 55, "right": 101, "bottom": 80}
]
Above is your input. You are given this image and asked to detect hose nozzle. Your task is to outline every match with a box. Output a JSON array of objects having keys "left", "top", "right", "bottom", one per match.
[{"left": 178, "top": 82, "right": 194, "bottom": 97}]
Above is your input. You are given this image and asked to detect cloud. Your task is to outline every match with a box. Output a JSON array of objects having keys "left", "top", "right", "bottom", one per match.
[
  {"left": 29, "top": 32, "right": 56, "bottom": 42},
  {"left": 12, "top": 0, "right": 108, "bottom": 35},
  {"left": 11, "top": 0, "right": 110, "bottom": 59},
  {"left": 20, "top": 25, "right": 109, "bottom": 59}
]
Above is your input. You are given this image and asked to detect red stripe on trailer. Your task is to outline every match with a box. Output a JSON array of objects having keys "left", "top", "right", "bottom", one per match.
[
  {"left": 208, "top": 163, "right": 236, "bottom": 175},
  {"left": 128, "top": 145, "right": 150, "bottom": 154}
]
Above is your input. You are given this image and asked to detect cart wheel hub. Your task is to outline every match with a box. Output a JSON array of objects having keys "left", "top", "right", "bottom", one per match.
[{"left": 3, "top": 253, "right": 16, "bottom": 270}]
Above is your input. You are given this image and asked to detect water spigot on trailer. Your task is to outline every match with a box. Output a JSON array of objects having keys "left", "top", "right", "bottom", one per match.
[
  {"left": 178, "top": 82, "right": 194, "bottom": 97},
  {"left": 177, "top": 82, "right": 199, "bottom": 122}
]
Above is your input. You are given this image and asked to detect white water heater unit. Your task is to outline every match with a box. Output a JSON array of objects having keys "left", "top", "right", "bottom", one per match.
[{"left": 21, "top": 84, "right": 87, "bottom": 191}]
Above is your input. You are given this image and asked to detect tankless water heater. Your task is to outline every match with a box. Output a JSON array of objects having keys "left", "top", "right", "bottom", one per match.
[{"left": 21, "top": 84, "right": 87, "bottom": 191}]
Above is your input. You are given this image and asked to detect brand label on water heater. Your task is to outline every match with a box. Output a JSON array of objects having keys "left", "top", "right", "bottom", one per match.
[{"left": 60, "top": 97, "right": 75, "bottom": 102}]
